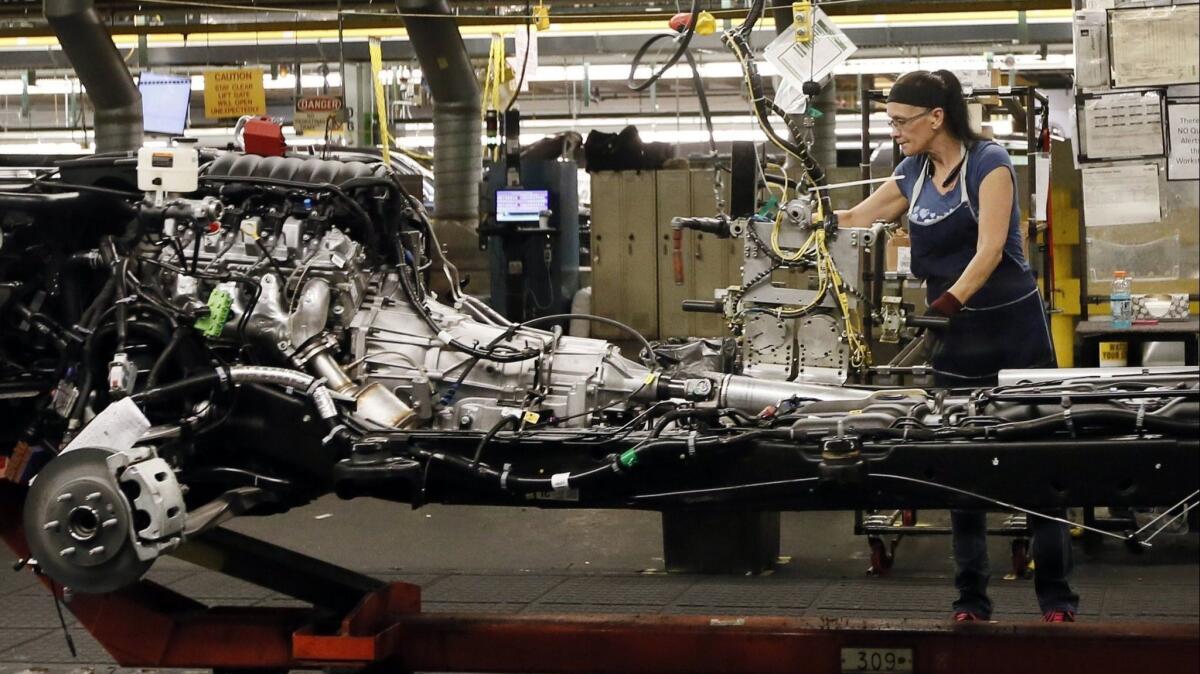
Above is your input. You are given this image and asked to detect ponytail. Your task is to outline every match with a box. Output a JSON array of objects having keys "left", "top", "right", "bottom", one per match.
[{"left": 931, "top": 70, "right": 983, "bottom": 144}]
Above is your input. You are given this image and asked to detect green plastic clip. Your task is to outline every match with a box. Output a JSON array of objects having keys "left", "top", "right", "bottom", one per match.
[
  {"left": 756, "top": 194, "right": 780, "bottom": 219},
  {"left": 194, "top": 288, "right": 232, "bottom": 339},
  {"left": 619, "top": 448, "right": 639, "bottom": 469}
]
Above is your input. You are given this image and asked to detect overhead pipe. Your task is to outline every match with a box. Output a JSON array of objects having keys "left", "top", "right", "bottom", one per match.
[
  {"left": 397, "top": 0, "right": 481, "bottom": 231},
  {"left": 44, "top": 0, "right": 143, "bottom": 153}
]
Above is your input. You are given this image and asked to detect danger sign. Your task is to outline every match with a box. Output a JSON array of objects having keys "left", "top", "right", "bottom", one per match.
[
  {"left": 294, "top": 95, "right": 345, "bottom": 137},
  {"left": 203, "top": 68, "right": 266, "bottom": 119},
  {"left": 297, "top": 96, "right": 343, "bottom": 113}
]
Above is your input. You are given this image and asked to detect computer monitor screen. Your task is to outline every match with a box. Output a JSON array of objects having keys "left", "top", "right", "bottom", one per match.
[
  {"left": 138, "top": 72, "right": 192, "bottom": 136},
  {"left": 495, "top": 189, "right": 550, "bottom": 222}
]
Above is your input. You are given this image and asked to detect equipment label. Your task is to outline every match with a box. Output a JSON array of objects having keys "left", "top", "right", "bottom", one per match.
[
  {"left": 294, "top": 95, "right": 345, "bottom": 137},
  {"left": 840, "top": 647, "right": 913, "bottom": 673},
  {"left": 203, "top": 68, "right": 266, "bottom": 119}
]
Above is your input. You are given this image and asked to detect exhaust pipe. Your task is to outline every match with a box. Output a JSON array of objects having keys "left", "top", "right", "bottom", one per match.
[
  {"left": 44, "top": 0, "right": 143, "bottom": 153},
  {"left": 398, "top": 0, "right": 481, "bottom": 231}
]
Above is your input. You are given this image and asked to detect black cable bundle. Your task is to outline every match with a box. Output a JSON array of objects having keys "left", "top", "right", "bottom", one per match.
[{"left": 722, "top": 0, "right": 835, "bottom": 220}]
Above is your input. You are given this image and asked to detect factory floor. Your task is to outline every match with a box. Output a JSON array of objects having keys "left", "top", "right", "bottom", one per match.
[{"left": 1, "top": 496, "right": 1197, "bottom": 673}]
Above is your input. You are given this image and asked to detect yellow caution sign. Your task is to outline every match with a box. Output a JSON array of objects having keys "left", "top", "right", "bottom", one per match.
[
  {"left": 203, "top": 68, "right": 266, "bottom": 119},
  {"left": 533, "top": 2, "right": 551, "bottom": 31},
  {"left": 1098, "top": 341, "right": 1128, "bottom": 368}
]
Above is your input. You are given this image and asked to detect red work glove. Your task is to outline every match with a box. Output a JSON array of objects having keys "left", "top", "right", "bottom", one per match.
[{"left": 928, "top": 291, "right": 963, "bottom": 317}]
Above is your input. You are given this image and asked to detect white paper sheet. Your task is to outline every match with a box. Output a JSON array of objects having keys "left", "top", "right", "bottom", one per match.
[
  {"left": 508, "top": 25, "right": 538, "bottom": 92},
  {"left": 1080, "top": 90, "right": 1165, "bottom": 160},
  {"left": 1034, "top": 153, "right": 1051, "bottom": 222},
  {"left": 958, "top": 70, "right": 993, "bottom": 92},
  {"left": 64, "top": 398, "right": 151, "bottom": 453},
  {"left": 764, "top": 8, "right": 857, "bottom": 93},
  {"left": 774, "top": 81, "right": 808, "bottom": 114},
  {"left": 1081, "top": 164, "right": 1162, "bottom": 227},
  {"left": 1167, "top": 100, "right": 1200, "bottom": 180},
  {"left": 1072, "top": 9, "right": 1110, "bottom": 90},
  {"left": 1070, "top": 106, "right": 1085, "bottom": 169},
  {"left": 1109, "top": 6, "right": 1200, "bottom": 87}
]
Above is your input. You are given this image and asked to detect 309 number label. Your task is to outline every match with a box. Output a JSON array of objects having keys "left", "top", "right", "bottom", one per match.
[{"left": 840, "top": 647, "right": 913, "bottom": 673}]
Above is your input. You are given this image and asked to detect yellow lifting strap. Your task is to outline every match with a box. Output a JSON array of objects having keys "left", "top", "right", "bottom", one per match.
[
  {"left": 368, "top": 36, "right": 391, "bottom": 166},
  {"left": 483, "top": 33, "right": 512, "bottom": 117}
]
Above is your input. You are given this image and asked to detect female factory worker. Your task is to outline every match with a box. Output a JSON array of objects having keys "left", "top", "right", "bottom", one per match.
[{"left": 835, "top": 70, "right": 1078, "bottom": 623}]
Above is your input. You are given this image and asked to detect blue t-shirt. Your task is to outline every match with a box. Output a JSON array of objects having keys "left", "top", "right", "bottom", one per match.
[{"left": 892, "top": 141, "right": 1033, "bottom": 304}]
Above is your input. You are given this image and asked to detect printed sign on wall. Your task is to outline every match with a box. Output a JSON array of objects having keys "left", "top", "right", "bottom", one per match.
[
  {"left": 203, "top": 68, "right": 266, "bottom": 119},
  {"left": 1167, "top": 98, "right": 1199, "bottom": 181},
  {"left": 294, "top": 95, "right": 345, "bottom": 137}
]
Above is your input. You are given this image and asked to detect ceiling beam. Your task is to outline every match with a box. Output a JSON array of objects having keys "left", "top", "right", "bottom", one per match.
[{"left": 0, "top": 1, "right": 1071, "bottom": 35}]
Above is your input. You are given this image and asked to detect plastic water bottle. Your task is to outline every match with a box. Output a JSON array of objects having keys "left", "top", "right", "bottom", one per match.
[{"left": 1111, "top": 271, "right": 1132, "bottom": 329}]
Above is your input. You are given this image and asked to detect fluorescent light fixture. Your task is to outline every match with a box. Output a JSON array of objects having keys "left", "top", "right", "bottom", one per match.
[
  {"left": 0, "top": 72, "right": 341, "bottom": 97},
  {"left": 5, "top": 51, "right": 1071, "bottom": 99}
]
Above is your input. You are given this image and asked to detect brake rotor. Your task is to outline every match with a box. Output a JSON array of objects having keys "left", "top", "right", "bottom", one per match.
[{"left": 23, "top": 448, "right": 153, "bottom": 593}]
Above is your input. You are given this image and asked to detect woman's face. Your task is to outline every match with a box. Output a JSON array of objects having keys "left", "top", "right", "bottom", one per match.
[{"left": 887, "top": 102, "right": 942, "bottom": 156}]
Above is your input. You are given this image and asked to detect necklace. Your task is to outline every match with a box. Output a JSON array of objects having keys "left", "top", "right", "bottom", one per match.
[{"left": 927, "top": 143, "right": 968, "bottom": 188}]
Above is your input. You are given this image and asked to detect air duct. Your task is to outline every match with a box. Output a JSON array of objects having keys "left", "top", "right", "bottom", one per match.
[
  {"left": 398, "top": 0, "right": 482, "bottom": 230},
  {"left": 44, "top": 0, "right": 143, "bottom": 153}
]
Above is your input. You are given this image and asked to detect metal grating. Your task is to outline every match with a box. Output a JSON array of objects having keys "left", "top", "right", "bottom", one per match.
[
  {"left": 531, "top": 576, "right": 692, "bottom": 606},
  {"left": 420, "top": 574, "right": 567, "bottom": 605}
]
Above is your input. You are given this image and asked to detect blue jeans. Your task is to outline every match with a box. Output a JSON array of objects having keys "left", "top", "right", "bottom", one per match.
[{"left": 951, "top": 509, "right": 1079, "bottom": 618}]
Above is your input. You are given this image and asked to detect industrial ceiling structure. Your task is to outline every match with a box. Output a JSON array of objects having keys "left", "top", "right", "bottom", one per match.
[{"left": 0, "top": 0, "right": 1077, "bottom": 153}]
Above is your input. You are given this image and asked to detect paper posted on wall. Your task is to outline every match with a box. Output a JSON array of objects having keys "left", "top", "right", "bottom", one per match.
[
  {"left": 1034, "top": 153, "right": 1051, "bottom": 222},
  {"left": 1081, "top": 164, "right": 1162, "bottom": 227},
  {"left": 1167, "top": 99, "right": 1199, "bottom": 180},
  {"left": 1109, "top": 6, "right": 1200, "bottom": 88},
  {"left": 1079, "top": 91, "right": 1165, "bottom": 160},
  {"left": 1072, "top": 9, "right": 1109, "bottom": 90}
]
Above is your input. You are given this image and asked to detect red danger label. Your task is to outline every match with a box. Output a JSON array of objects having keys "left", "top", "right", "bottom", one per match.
[{"left": 296, "top": 96, "right": 344, "bottom": 113}]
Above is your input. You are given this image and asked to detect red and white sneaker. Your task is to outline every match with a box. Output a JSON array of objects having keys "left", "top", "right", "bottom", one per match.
[
  {"left": 1042, "top": 610, "right": 1076, "bottom": 623},
  {"left": 954, "top": 611, "right": 983, "bottom": 622}
]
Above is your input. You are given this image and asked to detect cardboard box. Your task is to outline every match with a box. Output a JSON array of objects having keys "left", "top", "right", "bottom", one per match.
[{"left": 886, "top": 231, "right": 912, "bottom": 274}]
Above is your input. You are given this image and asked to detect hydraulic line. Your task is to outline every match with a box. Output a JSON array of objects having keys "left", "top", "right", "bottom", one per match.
[
  {"left": 1142, "top": 501, "right": 1199, "bottom": 543},
  {"left": 632, "top": 476, "right": 820, "bottom": 502},
  {"left": 871, "top": 473, "right": 1150, "bottom": 547},
  {"left": 1132, "top": 490, "right": 1200, "bottom": 537},
  {"left": 627, "top": 0, "right": 701, "bottom": 92}
]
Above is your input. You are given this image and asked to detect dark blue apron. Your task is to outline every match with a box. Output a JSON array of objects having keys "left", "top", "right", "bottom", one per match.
[{"left": 907, "top": 146, "right": 1055, "bottom": 386}]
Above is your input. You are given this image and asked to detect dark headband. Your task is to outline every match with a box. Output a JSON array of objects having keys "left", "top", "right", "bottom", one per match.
[{"left": 887, "top": 79, "right": 946, "bottom": 109}]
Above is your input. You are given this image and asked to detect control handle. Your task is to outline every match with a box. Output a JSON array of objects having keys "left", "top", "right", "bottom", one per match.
[
  {"left": 905, "top": 313, "right": 950, "bottom": 330},
  {"left": 681, "top": 300, "right": 724, "bottom": 314}
]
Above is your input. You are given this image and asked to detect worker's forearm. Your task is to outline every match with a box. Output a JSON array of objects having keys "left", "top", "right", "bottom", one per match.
[
  {"left": 948, "top": 249, "right": 1003, "bottom": 304},
  {"left": 834, "top": 209, "right": 868, "bottom": 228}
]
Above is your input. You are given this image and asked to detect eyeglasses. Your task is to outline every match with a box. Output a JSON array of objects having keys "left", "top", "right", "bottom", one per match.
[{"left": 887, "top": 109, "right": 933, "bottom": 129}]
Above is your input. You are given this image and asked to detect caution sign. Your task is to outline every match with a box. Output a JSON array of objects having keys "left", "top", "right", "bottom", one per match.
[
  {"left": 203, "top": 68, "right": 266, "bottom": 119},
  {"left": 1098, "top": 341, "right": 1128, "bottom": 368},
  {"left": 294, "top": 95, "right": 345, "bottom": 137}
]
